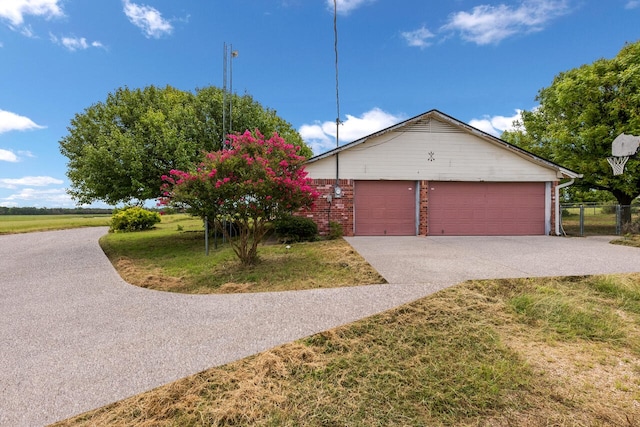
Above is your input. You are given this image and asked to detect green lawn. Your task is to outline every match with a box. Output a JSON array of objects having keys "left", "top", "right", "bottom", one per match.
[
  {"left": 561, "top": 206, "right": 640, "bottom": 236},
  {"left": 0, "top": 214, "right": 111, "bottom": 234},
  {"left": 99, "top": 214, "right": 385, "bottom": 293}
]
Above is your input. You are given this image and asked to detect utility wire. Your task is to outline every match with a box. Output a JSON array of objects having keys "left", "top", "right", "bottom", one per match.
[{"left": 334, "top": 0, "right": 340, "bottom": 148}]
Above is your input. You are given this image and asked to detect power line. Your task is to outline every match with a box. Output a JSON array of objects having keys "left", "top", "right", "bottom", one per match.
[{"left": 333, "top": 0, "right": 340, "bottom": 148}]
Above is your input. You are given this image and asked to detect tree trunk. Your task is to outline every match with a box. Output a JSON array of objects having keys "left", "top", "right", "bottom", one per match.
[{"left": 612, "top": 191, "right": 634, "bottom": 226}]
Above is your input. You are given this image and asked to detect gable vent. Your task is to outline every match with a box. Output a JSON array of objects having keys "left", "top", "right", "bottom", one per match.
[{"left": 404, "top": 118, "right": 463, "bottom": 133}]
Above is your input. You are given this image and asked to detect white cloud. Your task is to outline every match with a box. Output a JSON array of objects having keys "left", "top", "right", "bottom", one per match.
[
  {"left": 50, "top": 34, "right": 105, "bottom": 51},
  {"left": 327, "top": 0, "right": 375, "bottom": 15},
  {"left": 403, "top": 1, "right": 570, "bottom": 48},
  {"left": 469, "top": 110, "right": 523, "bottom": 137},
  {"left": 0, "top": 149, "right": 18, "bottom": 162},
  {"left": 20, "top": 24, "right": 35, "bottom": 37},
  {"left": 0, "top": 0, "right": 63, "bottom": 29},
  {"left": 401, "top": 26, "right": 435, "bottom": 49},
  {"left": 0, "top": 109, "right": 45, "bottom": 133},
  {"left": 123, "top": 0, "right": 173, "bottom": 38},
  {"left": 442, "top": 0, "right": 570, "bottom": 45},
  {"left": 1, "top": 187, "right": 71, "bottom": 206},
  {"left": 0, "top": 176, "right": 64, "bottom": 188},
  {"left": 0, "top": 149, "right": 34, "bottom": 162},
  {"left": 300, "top": 107, "right": 405, "bottom": 155},
  {"left": 299, "top": 123, "right": 333, "bottom": 151},
  {"left": 626, "top": 0, "right": 640, "bottom": 9}
]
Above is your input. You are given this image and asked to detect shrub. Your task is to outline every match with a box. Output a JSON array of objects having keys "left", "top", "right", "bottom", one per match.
[
  {"left": 622, "top": 218, "right": 640, "bottom": 235},
  {"left": 275, "top": 215, "right": 318, "bottom": 242},
  {"left": 328, "top": 221, "right": 343, "bottom": 240},
  {"left": 110, "top": 206, "right": 161, "bottom": 232}
]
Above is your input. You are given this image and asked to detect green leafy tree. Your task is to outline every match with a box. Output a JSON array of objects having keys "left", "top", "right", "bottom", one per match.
[
  {"left": 502, "top": 40, "right": 640, "bottom": 222},
  {"left": 59, "top": 85, "right": 310, "bottom": 206},
  {"left": 160, "top": 130, "right": 318, "bottom": 266}
]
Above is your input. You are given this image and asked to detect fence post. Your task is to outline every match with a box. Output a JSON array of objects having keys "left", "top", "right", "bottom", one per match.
[
  {"left": 204, "top": 216, "right": 209, "bottom": 255},
  {"left": 616, "top": 205, "right": 621, "bottom": 235},
  {"left": 579, "top": 204, "right": 584, "bottom": 237},
  {"left": 204, "top": 216, "right": 209, "bottom": 256}
]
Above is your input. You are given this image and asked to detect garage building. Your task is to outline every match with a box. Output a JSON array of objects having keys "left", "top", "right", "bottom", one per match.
[{"left": 301, "top": 110, "right": 581, "bottom": 237}]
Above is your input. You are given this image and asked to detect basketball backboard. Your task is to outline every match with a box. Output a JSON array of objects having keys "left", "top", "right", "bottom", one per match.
[{"left": 611, "top": 133, "right": 640, "bottom": 157}]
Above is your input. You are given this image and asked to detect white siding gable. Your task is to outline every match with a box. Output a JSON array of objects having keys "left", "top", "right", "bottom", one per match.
[{"left": 305, "top": 117, "right": 559, "bottom": 182}]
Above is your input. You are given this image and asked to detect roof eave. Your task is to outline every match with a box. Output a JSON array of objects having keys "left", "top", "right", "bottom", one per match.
[
  {"left": 306, "top": 110, "right": 439, "bottom": 164},
  {"left": 305, "top": 109, "right": 583, "bottom": 179}
]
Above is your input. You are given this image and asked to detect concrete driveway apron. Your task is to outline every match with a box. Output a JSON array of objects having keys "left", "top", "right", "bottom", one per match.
[{"left": 345, "top": 235, "right": 640, "bottom": 285}]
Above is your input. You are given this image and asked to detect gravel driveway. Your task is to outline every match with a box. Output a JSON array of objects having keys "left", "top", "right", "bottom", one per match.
[
  {"left": 0, "top": 228, "right": 438, "bottom": 427},
  {"left": 2, "top": 229, "right": 640, "bottom": 426}
]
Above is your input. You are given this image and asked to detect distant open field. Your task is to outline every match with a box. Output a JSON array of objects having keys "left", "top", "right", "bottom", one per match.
[
  {"left": 562, "top": 205, "right": 640, "bottom": 236},
  {"left": 0, "top": 215, "right": 111, "bottom": 234}
]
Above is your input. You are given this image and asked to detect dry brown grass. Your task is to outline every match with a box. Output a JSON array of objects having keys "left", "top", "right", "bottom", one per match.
[
  {"left": 54, "top": 343, "right": 327, "bottom": 427},
  {"left": 613, "top": 234, "right": 640, "bottom": 248},
  {"left": 54, "top": 274, "right": 640, "bottom": 426},
  {"left": 114, "top": 258, "right": 187, "bottom": 290}
]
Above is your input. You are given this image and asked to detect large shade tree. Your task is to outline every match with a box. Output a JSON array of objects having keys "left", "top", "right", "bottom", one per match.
[
  {"left": 502, "top": 40, "right": 640, "bottom": 222},
  {"left": 160, "top": 130, "right": 318, "bottom": 265},
  {"left": 59, "top": 85, "right": 311, "bottom": 205}
]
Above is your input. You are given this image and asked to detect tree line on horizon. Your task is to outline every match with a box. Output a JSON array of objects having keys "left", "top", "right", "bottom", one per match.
[{"left": 0, "top": 207, "right": 114, "bottom": 215}]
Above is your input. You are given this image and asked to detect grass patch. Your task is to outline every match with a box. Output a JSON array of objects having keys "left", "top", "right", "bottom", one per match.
[
  {"left": 561, "top": 207, "right": 640, "bottom": 236},
  {"left": 590, "top": 275, "right": 640, "bottom": 315},
  {"left": 561, "top": 209, "right": 618, "bottom": 235},
  {"left": 100, "top": 214, "right": 385, "bottom": 293},
  {"left": 508, "top": 289, "right": 626, "bottom": 343},
  {"left": 0, "top": 214, "right": 111, "bottom": 234},
  {"left": 613, "top": 234, "right": 640, "bottom": 248},
  {"left": 54, "top": 275, "right": 640, "bottom": 426}
]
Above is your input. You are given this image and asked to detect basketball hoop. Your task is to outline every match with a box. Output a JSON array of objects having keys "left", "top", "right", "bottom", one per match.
[
  {"left": 608, "top": 133, "right": 640, "bottom": 175},
  {"left": 607, "top": 156, "right": 629, "bottom": 176}
]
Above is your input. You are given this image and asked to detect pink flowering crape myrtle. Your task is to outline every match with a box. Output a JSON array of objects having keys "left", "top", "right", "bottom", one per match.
[{"left": 160, "top": 130, "right": 319, "bottom": 265}]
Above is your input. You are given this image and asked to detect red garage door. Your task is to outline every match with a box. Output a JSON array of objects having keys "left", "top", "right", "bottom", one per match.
[
  {"left": 355, "top": 181, "right": 416, "bottom": 236},
  {"left": 428, "top": 182, "right": 546, "bottom": 236}
]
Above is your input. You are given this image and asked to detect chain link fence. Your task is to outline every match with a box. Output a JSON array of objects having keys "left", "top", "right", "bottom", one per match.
[{"left": 560, "top": 203, "right": 640, "bottom": 236}]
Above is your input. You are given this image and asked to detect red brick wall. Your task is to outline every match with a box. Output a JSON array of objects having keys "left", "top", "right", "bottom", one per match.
[
  {"left": 297, "top": 179, "right": 355, "bottom": 236},
  {"left": 419, "top": 180, "right": 428, "bottom": 236},
  {"left": 300, "top": 179, "right": 557, "bottom": 237}
]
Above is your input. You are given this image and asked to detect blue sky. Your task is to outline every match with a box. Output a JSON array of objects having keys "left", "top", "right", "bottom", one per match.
[{"left": 0, "top": 0, "right": 639, "bottom": 208}]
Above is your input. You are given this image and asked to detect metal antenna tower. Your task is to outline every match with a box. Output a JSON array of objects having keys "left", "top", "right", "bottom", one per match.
[
  {"left": 333, "top": 0, "right": 343, "bottom": 197},
  {"left": 222, "top": 42, "right": 238, "bottom": 148}
]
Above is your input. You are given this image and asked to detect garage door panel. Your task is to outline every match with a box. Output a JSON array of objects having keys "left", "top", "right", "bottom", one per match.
[
  {"left": 429, "top": 182, "right": 545, "bottom": 236},
  {"left": 355, "top": 181, "right": 416, "bottom": 236}
]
